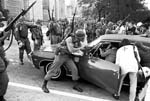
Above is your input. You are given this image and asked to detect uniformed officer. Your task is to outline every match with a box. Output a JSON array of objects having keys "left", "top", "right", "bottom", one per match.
[
  {"left": 46, "top": 21, "right": 62, "bottom": 44},
  {"left": 42, "top": 29, "right": 87, "bottom": 93},
  {"left": 30, "top": 20, "right": 44, "bottom": 51},
  {"left": 0, "top": 12, "right": 9, "bottom": 101},
  {"left": 15, "top": 16, "right": 37, "bottom": 65}
]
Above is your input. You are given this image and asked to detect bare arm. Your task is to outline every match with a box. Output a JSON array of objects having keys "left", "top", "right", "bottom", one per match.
[
  {"left": 66, "top": 37, "right": 81, "bottom": 53},
  {"left": 100, "top": 48, "right": 111, "bottom": 57}
]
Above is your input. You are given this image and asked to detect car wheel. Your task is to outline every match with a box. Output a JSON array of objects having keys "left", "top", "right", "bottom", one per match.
[{"left": 44, "top": 62, "right": 66, "bottom": 80}]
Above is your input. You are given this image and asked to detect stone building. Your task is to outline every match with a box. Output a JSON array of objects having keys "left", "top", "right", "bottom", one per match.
[
  {"left": 0, "top": 0, "right": 79, "bottom": 21},
  {"left": 0, "top": 0, "right": 43, "bottom": 21},
  {"left": 43, "top": 0, "right": 66, "bottom": 21}
]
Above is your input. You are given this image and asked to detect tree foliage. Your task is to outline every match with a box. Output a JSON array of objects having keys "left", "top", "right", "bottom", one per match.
[{"left": 78, "top": 0, "right": 150, "bottom": 22}]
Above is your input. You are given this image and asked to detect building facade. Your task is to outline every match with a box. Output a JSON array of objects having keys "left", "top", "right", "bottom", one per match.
[
  {"left": 1, "top": 0, "right": 43, "bottom": 21},
  {"left": 43, "top": 0, "right": 66, "bottom": 21},
  {"left": 65, "top": 0, "right": 81, "bottom": 20},
  {"left": 0, "top": 0, "right": 80, "bottom": 21}
]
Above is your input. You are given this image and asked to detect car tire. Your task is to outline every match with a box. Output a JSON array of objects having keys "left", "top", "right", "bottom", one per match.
[{"left": 44, "top": 62, "right": 66, "bottom": 80}]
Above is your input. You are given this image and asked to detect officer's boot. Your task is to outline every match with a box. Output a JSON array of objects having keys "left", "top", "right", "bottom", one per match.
[
  {"left": 0, "top": 96, "right": 6, "bottom": 101},
  {"left": 19, "top": 59, "right": 24, "bottom": 65},
  {"left": 73, "top": 80, "right": 83, "bottom": 92},
  {"left": 42, "top": 80, "right": 49, "bottom": 93}
]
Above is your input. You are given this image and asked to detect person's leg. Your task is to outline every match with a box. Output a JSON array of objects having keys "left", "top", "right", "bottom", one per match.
[
  {"left": 42, "top": 55, "right": 66, "bottom": 93},
  {"left": 129, "top": 72, "right": 137, "bottom": 101},
  {"left": 113, "top": 74, "right": 126, "bottom": 100},
  {"left": 117, "top": 74, "right": 126, "bottom": 95},
  {"left": 25, "top": 39, "right": 32, "bottom": 62},
  {"left": 51, "top": 35, "right": 54, "bottom": 44},
  {"left": 65, "top": 59, "right": 83, "bottom": 92},
  {"left": 33, "top": 41, "right": 38, "bottom": 51},
  {"left": 137, "top": 82, "right": 148, "bottom": 101},
  {"left": 19, "top": 48, "right": 24, "bottom": 65}
]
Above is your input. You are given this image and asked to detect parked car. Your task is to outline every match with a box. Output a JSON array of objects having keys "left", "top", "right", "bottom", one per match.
[{"left": 31, "top": 34, "right": 150, "bottom": 97}]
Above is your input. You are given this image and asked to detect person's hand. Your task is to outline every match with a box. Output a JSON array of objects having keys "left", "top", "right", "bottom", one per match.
[{"left": 99, "top": 48, "right": 103, "bottom": 52}]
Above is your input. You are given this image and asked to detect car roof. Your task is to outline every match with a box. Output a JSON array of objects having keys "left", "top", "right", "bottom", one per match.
[{"left": 88, "top": 34, "right": 150, "bottom": 47}]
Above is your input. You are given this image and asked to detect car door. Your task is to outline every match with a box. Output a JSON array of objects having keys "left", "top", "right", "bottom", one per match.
[
  {"left": 78, "top": 41, "right": 121, "bottom": 94},
  {"left": 89, "top": 56, "right": 120, "bottom": 93}
]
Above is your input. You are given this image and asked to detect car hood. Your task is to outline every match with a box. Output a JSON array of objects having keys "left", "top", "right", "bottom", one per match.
[{"left": 42, "top": 44, "right": 59, "bottom": 52}]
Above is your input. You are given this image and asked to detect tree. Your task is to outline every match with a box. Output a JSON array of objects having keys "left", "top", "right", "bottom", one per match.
[{"left": 78, "top": 0, "right": 150, "bottom": 22}]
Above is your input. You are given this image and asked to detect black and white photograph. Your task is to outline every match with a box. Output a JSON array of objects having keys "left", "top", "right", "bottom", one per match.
[{"left": 0, "top": 0, "right": 150, "bottom": 101}]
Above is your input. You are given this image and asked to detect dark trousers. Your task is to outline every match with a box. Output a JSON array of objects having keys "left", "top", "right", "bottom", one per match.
[
  {"left": 19, "top": 38, "right": 31, "bottom": 61},
  {"left": 33, "top": 39, "right": 42, "bottom": 51},
  {"left": 44, "top": 54, "right": 79, "bottom": 81}
]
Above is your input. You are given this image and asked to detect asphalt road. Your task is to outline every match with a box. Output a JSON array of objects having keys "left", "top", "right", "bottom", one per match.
[{"left": 3, "top": 27, "right": 150, "bottom": 101}]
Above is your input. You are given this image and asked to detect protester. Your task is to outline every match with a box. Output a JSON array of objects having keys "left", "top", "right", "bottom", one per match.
[
  {"left": 135, "top": 42, "right": 150, "bottom": 68},
  {"left": 114, "top": 39, "right": 140, "bottom": 101},
  {"left": 100, "top": 42, "right": 118, "bottom": 63}
]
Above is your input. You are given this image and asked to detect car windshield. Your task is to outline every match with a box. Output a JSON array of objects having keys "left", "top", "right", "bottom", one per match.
[{"left": 88, "top": 36, "right": 102, "bottom": 47}]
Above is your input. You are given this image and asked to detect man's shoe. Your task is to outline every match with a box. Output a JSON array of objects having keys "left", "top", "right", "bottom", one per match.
[
  {"left": 19, "top": 61, "right": 24, "bottom": 65},
  {"left": 19, "top": 60, "right": 24, "bottom": 65},
  {"left": 112, "top": 94, "right": 120, "bottom": 100},
  {"left": 42, "top": 85, "right": 49, "bottom": 93},
  {"left": 73, "top": 85, "right": 83, "bottom": 92},
  {"left": 0, "top": 96, "right": 6, "bottom": 101},
  {"left": 2, "top": 98, "right": 6, "bottom": 101}
]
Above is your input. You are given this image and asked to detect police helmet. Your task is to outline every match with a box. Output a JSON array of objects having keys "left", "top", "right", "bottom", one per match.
[{"left": 75, "top": 29, "right": 85, "bottom": 38}]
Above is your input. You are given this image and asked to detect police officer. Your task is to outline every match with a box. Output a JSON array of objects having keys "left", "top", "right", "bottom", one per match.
[
  {"left": 46, "top": 21, "right": 62, "bottom": 44},
  {"left": 30, "top": 20, "right": 44, "bottom": 51},
  {"left": 0, "top": 13, "right": 9, "bottom": 101},
  {"left": 42, "top": 29, "right": 87, "bottom": 93},
  {"left": 15, "top": 16, "right": 37, "bottom": 65}
]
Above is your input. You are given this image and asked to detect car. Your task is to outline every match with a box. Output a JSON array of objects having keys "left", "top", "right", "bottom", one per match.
[{"left": 31, "top": 34, "right": 150, "bottom": 98}]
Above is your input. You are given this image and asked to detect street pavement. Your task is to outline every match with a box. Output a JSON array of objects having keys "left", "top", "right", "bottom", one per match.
[{"left": 3, "top": 26, "right": 150, "bottom": 101}]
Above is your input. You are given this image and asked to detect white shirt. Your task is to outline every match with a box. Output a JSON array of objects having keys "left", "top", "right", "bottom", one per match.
[{"left": 116, "top": 45, "right": 140, "bottom": 74}]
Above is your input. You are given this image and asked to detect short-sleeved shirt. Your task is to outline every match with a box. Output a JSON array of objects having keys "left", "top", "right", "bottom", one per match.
[{"left": 116, "top": 45, "right": 140, "bottom": 74}]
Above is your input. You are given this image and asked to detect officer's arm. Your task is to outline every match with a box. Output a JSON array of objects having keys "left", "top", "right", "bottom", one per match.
[
  {"left": 0, "top": 31, "right": 10, "bottom": 42},
  {"left": 100, "top": 49, "right": 111, "bottom": 57},
  {"left": 66, "top": 37, "right": 81, "bottom": 53}
]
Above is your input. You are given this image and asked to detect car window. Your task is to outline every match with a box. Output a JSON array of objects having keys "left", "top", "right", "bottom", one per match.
[{"left": 90, "top": 41, "right": 119, "bottom": 58}]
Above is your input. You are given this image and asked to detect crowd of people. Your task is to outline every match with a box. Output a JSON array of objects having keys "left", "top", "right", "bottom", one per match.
[
  {"left": 44, "top": 17, "right": 150, "bottom": 101},
  {"left": 45, "top": 17, "right": 150, "bottom": 46}
]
